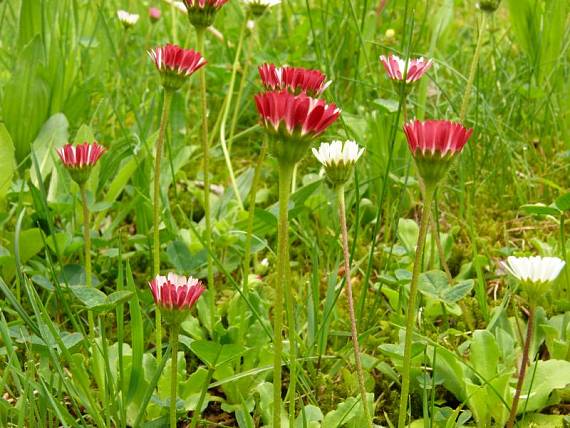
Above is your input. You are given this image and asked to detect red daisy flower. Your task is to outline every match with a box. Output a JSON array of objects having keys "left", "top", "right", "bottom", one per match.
[
  {"left": 254, "top": 90, "right": 340, "bottom": 164},
  {"left": 258, "top": 64, "right": 331, "bottom": 96},
  {"left": 403, "top": 119, "right": 472, "bottom": 157},
  {"left": 379, "top": 54, "right": 432, "bottom": 83},
  {"left": 149, "top": 44, "right": 206, "bottom": 90},
  {"left": 57, "top": 142, "right": 106, "bottom": 185},
  {"left": 149, "top": 273, "right": 206, "bottom": 313},
  {"left": 255, "top": 90, "right": 340, "bottom": 138},
  {"left": 403, "top": 119, "right": 473, "bottom": 184}
]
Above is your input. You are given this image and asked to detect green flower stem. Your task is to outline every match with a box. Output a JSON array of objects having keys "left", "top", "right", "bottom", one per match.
[
  {"left": 459, "top": 12, "right": 487, "bottom": 122},
  {"left": 273, "top": 161, "right": 294, "bottom": 428},
  {"left": 506, "top": 303, "right": 535, "bottom": 428},
  {"left": 169, "top": 323, "right": 180, "bottom": 428},
  {"left": 285, "top": 246, "right": 297, "bottom": 428},
  {"left": 397, "top": 183, "right": 435, "bottom": 428},
  {"left": 153, "top": 89, "right": 174, "bottom": 362},
  {"left": 219, "top": 15, "right": 249, "bottom": 210},
  {"left": 80, "top": 184, "right": 105, "bottom": 408},
  {"left": 196, "top": 28, "right": 216, "bottom": 331},
  {"left": 189, "top": 366, "right": 215, "bottom": 428},
  {"left": 336, "top": 184, "right": 373, "bottom": 428},
  {"left": 243, "top": 139, "right": 269, "bottom": 295}
]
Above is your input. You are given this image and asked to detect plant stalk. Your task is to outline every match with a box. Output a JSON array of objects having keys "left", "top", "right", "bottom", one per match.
[
  {"left": 337, "top": 184, "right": 373, "bottom": 428},
  {"left": 80, "top": 184, "right": 106, "bottom": 410},
  {"left": 169, "top": 323, "right": 180, "bottom": 428},
  {"left": 506, "top": 304, "right": 535, "bottom": 428},
  {"left": 273, "top": 161, "right": 294, "bottom": 428},
  {"left": 196, "top": 28, "right": 216, "bottom": 332},
  {"left": 397, "top": 183, "right": 435, "bottom": 428},
  {"left": 153, "top": 89, "right": 173, "bottom": 361}
]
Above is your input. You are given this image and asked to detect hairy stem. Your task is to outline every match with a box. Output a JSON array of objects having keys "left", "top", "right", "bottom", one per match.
[
  {"left": 337, "top": 184, "right": 373, "bottom": 428},
  {"left": 81, "top": 184, "right": 104, "bottom": 409},
  {"left": 506, "top": 305, "right": 535, "bottom": 428},
  {"left": 398, "top": 184, "right": 435, "bottom": 428},
  {"left": 196, "top": 28, "right": 216, "bottom": 332},
  {"left": 153, "top": 89, "right": 173, "bottom": 361},
  {"left": 273, "top": 161, "right": 294, "bottom": 428},
  {"left": 169, "top": 323, "right": 179, "bottom": 428}
]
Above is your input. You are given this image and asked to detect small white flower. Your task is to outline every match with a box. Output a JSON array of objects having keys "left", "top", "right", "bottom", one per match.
[
  {"left": 117, "top": 10, "right": 140, "bottom": 27},
  {"left": 502, "top": 256, "right": 565, "bottom": 285},
  {"left": 260, "top": 258, "right": 269, "bottom": 267},
  {"left": 312, "top": 140, "right": 365, "bottom": 168}
]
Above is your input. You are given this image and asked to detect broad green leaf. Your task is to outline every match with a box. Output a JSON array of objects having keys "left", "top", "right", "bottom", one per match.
[
  {"left": 398, "top": 218, "right": 419, "bottom": 253},
  {"left": 520, "top": 203, "right": 560, "bottom": 217},
  {"left": 190, "top": 340, "right": 245, "bottom": 369},
  {"left": 555, "top": 193, "right": 570, "bottom": 212},
  {"left": 3, "top": 36, "right": 49, "bottom": 166},
  {"left": 517, "top": 359, "right": 570, "bottom": 414},
  {"left": 0, "top": 124, "right": 15, "bottom": 203},
  {"left": 443, "top": 280, "right": 474, "bottom": 303},
  {"left": 70, "top": 286, "right": 107, "bottom": 309},
  {"left": 470, "top": 330, "right": 499, "bottom": 381}
]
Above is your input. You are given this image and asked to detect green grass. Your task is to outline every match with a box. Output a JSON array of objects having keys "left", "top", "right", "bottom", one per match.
[{"left": 1, "top": 0, "right": 570, "bottom": 426}]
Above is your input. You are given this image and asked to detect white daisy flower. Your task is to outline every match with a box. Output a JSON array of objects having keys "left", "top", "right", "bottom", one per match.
[
  {"left": 502, "top": 256, "right": 565, "bottom": 285},
  {"left": 117, "top": 10, "right": 140, "bottom": 28},
  {"left": 312, "top": 140, "right": 364, "bottom": 168},
  {"left": 312, "top": 140, "right": 364, "bottom": 185}
]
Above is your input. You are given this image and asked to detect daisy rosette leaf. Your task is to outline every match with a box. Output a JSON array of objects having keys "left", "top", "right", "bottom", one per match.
[
  {"left": 312, "top": 140, "right": 364, "bottom": 185},
  {"left": 149, "top": 273, "right": 206, "bottom": 325},
  {"left": 242, "top": 0, "right": 281, "bottom": 17},
  {"left": 117, "top": 10, "right": 140, "bottom": 28},
  {"left": 258, "top": 63, "right": 331, "bottom": 97},
  {"left": 254, "top": 90, "right": 341, "bottom": 165},
  {"left": 183, "top": 0, "right": 230, "bottom": 28},
  {"left": 379, "top": 54, "right": 432, "bottom": 84},
  {"left": 57, "top": 142, "right": 106, "bottom": 185},
  {"left": 403, "top": 119, "right": 473, "bottom": 186},
  {"left": 502, "top": 256, "right": 565, "bottom": 300},
  {"left": 148, "top": 44, "right": 206, "bottom": 90}
]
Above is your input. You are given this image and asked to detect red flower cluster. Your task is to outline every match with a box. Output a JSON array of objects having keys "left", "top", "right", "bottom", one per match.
[
  {"left": 254, "top": 63, "right": 340, "bottom": 163},
  {"left": 403, "top": 119, "right": 472, "bottom": 157},
  {"left": 149, "top": 273, "right": 206, "bottom": 312},
  {"left": 149, "top": 44, "right": 206, "bottom": 90},
  {"left": 258, "top": 63, "right": 331, "bottom": 96}
]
